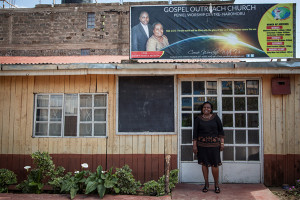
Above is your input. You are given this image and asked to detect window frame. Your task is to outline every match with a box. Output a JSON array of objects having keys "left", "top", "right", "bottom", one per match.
[
  {"left": 116, "top": 75, "right": 177, "bottom": 135},
  {"left": 87, "top": 12, "right": 95, "bottom": 29},
  {"left": 81, "top": 49, "right": 91, "bottom": 55},
  {"left": 33, "top": 93, "right": 108, "bottom": 138},
  {"left": 178, "top": 78, "right": 262, "bottom": 163}
]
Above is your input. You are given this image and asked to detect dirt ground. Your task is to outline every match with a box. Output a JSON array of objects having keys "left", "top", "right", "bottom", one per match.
[{"left": 269, "top": 187, "right": 300, "bottom": 200}]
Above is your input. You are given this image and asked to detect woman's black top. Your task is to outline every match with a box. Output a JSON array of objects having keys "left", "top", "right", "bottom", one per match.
[{"left": 193, "top": 114, "right": 224, "bottom": 147}]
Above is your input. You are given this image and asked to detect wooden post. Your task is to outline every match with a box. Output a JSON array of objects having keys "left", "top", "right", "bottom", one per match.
[{"left": 165, "top": 154, "right": 171, "bottom": 194}]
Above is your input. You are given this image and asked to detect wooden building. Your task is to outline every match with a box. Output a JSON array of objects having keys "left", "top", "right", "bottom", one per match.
[{"left": 0, "top": 2, "right": 299, "bottom": 186}]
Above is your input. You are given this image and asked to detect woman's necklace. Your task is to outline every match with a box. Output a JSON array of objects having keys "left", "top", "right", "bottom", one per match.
[{"left": 202, "top": 114, "right": 211, "bottom": 119}]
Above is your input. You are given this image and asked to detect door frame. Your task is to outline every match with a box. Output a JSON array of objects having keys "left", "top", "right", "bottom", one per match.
[{"left": 177, "top": 77, "right": 264, "bottom": 184}]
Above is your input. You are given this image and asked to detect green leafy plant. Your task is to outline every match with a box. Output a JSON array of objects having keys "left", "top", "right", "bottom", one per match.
[
  {"left": 17, "top": 151, "right": 55, "bottom": 194},
  {"left": 114, "top": 165, "right": 141, "bottom": 195},
  {"left": 85, "top": 165, "right": 118, "bottom": 199},
  {"left": 0, "top": 169, "right": 17, "bottom": 193},
  {"left": 48, "top": 166, "right": 68, "bottom": 193},
  {"left": 143, "top": 180, "right": 165, "bottom": 196},
  {"left": 143, "top": 169, "right": 179, "bottom": 196},
  {"left": 60, "top": 163, "right": 90, "bottom": 199}
]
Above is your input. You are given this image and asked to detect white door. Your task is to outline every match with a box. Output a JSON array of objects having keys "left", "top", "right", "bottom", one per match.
[{"left": 179, "top": 78, "right": 262, "bottom": 183}]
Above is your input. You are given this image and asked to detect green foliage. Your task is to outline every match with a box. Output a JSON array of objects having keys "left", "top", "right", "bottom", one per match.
[
  {"left": 48, "top": 167, "right": 70, "bottom": 193},
  {"left": 167, "top": 169, "right": 179, "bottom": 191},
  {"left": 114, "top": 165, "right": 141, "bottom": 195},
  {"left": 85, "top": 166, "right": 118, "bottom": 199},
  {"left": 60, "top": 170, "right": 89, "bottom": 199},
  {"left": 143, "top": 169, "right": 179, "bottom": 196},
  {"left": 0, "top": 169, "right": 17, "bottom": 193},
  {"left": 286, "top": 179, "right": 300, "bottom": 196},
  {"left": 17, "top": 151, "right": 56, "bottom": 194},
  {"left": 143, "top": 180, "right": 165, "bottom": 196}
]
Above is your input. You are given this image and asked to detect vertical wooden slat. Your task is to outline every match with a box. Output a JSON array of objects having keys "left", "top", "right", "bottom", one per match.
[
  {"left": 132, "top": 135, "right": 138, "bottom": 179},
  {"left": 90, "top": 75, "right": 96, "bottom": 93},
  {"left": 0, "top": 77, "right": 4, "bottom": 154},
  {"left": 294, "top": 75, "right": 300, "bottom": 180},
  {"left": 25, "top": 76, "right": 34, "bottom": 154},
  {"left": 103, "top": 74, "right": 109, "bottom": 93},
  {"left": 20, "top": 77, "right": 28, "bottom": 156},
  {"left": 119, "top": 136, "right": 126, "bottom": 167},
  {"left": 263, "top": 75, "right": 273, "bottom": 154},
  {"left": 295, "top": 75, "right": 300, "bottom": 155},
  {"left": 125, "top": 136, "right": 133, "bottom": 168},
  {"left": 151, "top": 135, "right": 159, "bottom": 180},
  {"left": 270, "top": 75, "right": 278, "bottom": 184},
  {"left": 137, "top": 135, "right": 146, "bottom": 182},
  {"left": 8, "top": 77, "right": 16, "bottom": 154},
  {"left": 145, "top": 136, "right": 152, "bottom": 182},
  {"left": 158, "top": 135, "right": 165, "bottom": 177},
  {"left": 96, "top": 74, "right": 103, "bottom": 92},
  {"left": 84, "top": 75, "right": 91, "bottom": 93},
  {"left": 275, "top": 93, "right": 284, "bottom": 155},
  {"left": 285, "top": 75, "right": 295, "bottom": 183},
  {"left": 49, "top": 76, "right": 55, "bottom": 93},
  {"left": 13, "top": 77, "right": 22, "bottom": 155}
]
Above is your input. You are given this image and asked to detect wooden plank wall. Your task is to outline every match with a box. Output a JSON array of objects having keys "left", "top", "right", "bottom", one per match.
[
  {"left": 263, "top": 74, "right": 300, "bottom": 186},
  {"left": 0, "top": 75, "right": 177, "bottom": 183}
]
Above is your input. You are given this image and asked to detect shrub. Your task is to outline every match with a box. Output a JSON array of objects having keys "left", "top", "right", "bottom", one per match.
[
  {"left": 143, "top": 180, "right": 165, "bottom": 196},
  {"left": 85, "top": 165, "right": 118, "bottom": 199},
  {"left": 48, "top": 166, "right": 69, "bottom": 193},
  {"left": 0, "top": 169, "right": 17, "bottom": 193},
  {"left": 114, "top": 165, "right": 141, "bottom": 195},
  {"left": 17, "top": 151, "right": 55, "bottom": 194},
  {"left": 143, "top": 169, "right": 179, "bottom": 196},
  {"left": 60, "top": 163, "right": 90, "bottom": 199}
]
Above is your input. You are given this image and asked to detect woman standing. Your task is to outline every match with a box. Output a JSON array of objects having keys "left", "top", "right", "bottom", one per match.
[{"left": 193, "top": 101, "right": 224, "bottom": 193}]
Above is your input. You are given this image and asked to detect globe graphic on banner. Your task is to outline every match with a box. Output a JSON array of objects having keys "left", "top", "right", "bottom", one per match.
[
  {"left": 271, "top": 7, "right": 291, "bottom": 20},
  {"left": 161, "top": 35, "right": 268, "bottom": 58}
]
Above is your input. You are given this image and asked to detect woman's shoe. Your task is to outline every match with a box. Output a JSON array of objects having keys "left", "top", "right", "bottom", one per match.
[
  {"left": 202, "top": 185, "right": 209, "bottom": 193},
  {"left": 215, "top": 186, "right": 220, "bottom": 193}
]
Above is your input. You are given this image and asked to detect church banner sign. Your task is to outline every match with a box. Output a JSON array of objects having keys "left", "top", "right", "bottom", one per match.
[{"left": 130, "top": 4, "right": 296, "bottom": 59}]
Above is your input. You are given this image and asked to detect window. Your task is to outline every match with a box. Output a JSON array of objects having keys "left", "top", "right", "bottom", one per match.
[
  {"left": 117, "top": 76, "right": 174, "bottom": 134},
  {"left": 34, "top": 93, "right": 107, "bottom": 137},
  {"left": 81, "top": 49, "right": 90, "bottom": 55},
  {"left": 87, "top": 12, "right": 95, "bottom": 29}
]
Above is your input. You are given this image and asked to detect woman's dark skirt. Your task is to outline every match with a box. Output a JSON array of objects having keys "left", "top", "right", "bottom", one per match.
[{"left": 197, "top": 146, "right": 222, "bottom": 167}]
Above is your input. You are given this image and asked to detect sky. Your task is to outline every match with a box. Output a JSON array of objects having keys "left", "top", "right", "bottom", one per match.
[{"left": 3, "top": 0, "right": 300, "bottom": 58}]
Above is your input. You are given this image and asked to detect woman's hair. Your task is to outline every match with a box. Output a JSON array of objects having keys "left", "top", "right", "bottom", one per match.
[
  {"left": 200, "top": 101, "right": 213, "bottom": 114},
  {"left": 152, "top": 22, "right": 163, "bottom": 30}
]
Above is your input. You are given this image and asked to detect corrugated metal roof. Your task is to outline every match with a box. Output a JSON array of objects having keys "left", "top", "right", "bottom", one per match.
[
  {"left": 0, "top": 56, "right": 240, "bottom": 65},
  {"left": 0, "top": 56, "right": 129, "bottom": 64}
]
